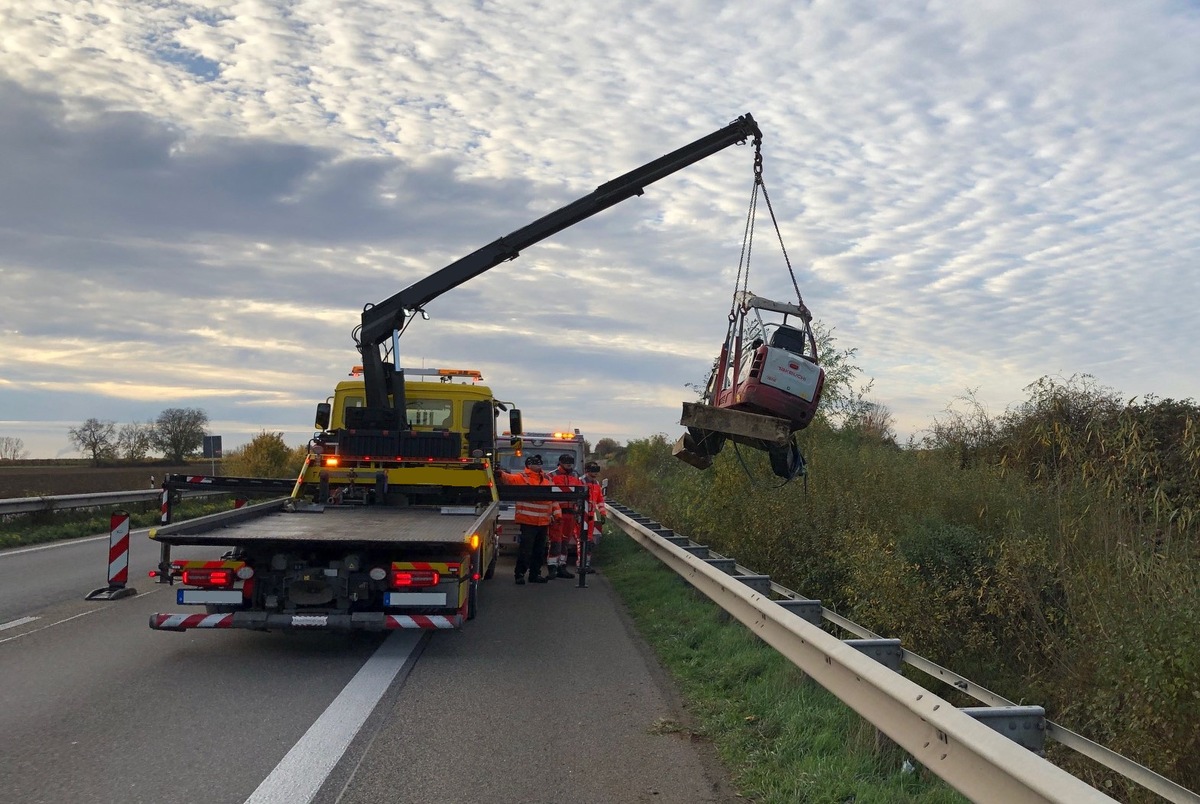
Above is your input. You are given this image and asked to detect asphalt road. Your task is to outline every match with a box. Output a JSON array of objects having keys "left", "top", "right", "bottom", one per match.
[{"left": 1, "top": 529, "right": 737, "bottom": 804}]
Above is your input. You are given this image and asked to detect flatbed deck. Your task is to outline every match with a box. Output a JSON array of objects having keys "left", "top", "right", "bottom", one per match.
[{"left": 149, "top": 499, "right": 498, "bottom": 547}]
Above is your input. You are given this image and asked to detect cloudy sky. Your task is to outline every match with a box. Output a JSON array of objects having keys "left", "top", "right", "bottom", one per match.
[{"left": 1, "top": 0, "right": 1197, "bottom": 459}]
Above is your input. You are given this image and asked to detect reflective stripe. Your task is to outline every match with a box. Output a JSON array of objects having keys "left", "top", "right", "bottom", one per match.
[{"left": 502, "top": 468, "right": 557, "bottom": 525}]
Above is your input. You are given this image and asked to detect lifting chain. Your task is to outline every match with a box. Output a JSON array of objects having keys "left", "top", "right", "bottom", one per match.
[{"left": 729, "top": 139, "right": 811, "bottom": 325}]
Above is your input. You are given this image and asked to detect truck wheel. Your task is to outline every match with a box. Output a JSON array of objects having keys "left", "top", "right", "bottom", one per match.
[
  {"left": 483, "top": 551, "right": 497, "bottom": 580},
  {"left": 467, "top": 581, "right": 479, "bottom": 620}
]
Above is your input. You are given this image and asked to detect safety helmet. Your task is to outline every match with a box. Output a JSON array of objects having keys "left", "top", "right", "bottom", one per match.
[
  {"left": 584, "top": 461, "right": 600, "bottom": 473},
  {"left": 525, "top": 454, "right": 544, "bottom": 466},
  {"left": 558, "top": 453, "right": 576, "bottom": 466}
]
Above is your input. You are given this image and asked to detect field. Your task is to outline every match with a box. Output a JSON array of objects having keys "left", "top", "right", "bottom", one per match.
[{"left": 0, "top": 461, "right": 209, "bottom": 499}]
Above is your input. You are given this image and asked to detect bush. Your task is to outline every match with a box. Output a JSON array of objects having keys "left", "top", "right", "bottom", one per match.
[
  {"left": 612, "top": 421, "right": 1199, "bottom": 795},
  {"left": 222, "top": 432, "right": 307, "bottom": 478}
]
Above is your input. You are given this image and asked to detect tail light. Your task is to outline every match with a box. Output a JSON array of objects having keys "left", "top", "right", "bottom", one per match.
[
  {"left": 390, "top": 570, "right": 440, "bottom": 588},
  {"left": 182, "top": 568, "right": 235, "bottom": 587}
]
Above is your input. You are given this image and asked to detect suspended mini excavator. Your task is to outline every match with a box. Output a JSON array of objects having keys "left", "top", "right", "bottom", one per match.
[{"left": 673, "top": 147, "right": 825, "bottom": 481}]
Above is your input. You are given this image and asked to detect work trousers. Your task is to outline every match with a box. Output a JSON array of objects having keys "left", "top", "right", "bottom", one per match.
[{"left": 515, "top": 522, "right": 549, "bottom": 580}]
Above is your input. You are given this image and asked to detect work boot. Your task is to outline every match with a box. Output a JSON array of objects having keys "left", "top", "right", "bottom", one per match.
[
  {"left": 529, "top": 574, "right": 548, "bottom": 584},
  {"left": 557, "top": 566, "right": 575, "bottom": 579},
  {"left": 515, "top": 575, "right": 526, "bottom": 585}
]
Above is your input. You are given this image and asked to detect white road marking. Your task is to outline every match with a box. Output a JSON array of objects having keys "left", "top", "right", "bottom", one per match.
[
  {"left": 244, "top": 630, "right": 422, "bottom": 804},
  {"left": 0, "top": 616, "right": 40, "bottom": 631},
  {"left": 0, "top": 535, "right": 109, "bottom": 557},
  {"left": 0, "top": 609, "right": 102, "bottom": 645},
  {"left": 0, "top": 587, "right": 160, "bottom": 646}
]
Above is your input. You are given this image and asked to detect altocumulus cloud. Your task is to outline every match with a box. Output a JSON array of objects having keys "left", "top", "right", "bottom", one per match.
[{"left": 0, "top": 0, "right": 1198, "bottom": 457}]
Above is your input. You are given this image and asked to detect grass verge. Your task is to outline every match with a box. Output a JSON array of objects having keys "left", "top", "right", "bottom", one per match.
[
  {"left": 0, "top": 499, "right": 250, "bottom": 549},
  {"left": 596, "top": 524, "right": 968, "bottom": 804}
]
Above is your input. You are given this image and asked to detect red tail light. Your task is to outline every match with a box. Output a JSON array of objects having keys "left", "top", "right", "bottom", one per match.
[
  {"left": 390, "top": 570, "right": 440, "bottom": 588},
  {"left": 182, "top": 568, "right": 234, "bottom": 587}
]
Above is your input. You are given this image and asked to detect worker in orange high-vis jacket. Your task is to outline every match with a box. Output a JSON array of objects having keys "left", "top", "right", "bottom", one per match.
[
  {"left": 495, "top": 454, "right": 560, "bottom": 585},
  {"left": 580, "top": 461, "right": 607, "bottom": 573},
  {"left": 546, "top": 454, "right": 583, "bottom": 579}
]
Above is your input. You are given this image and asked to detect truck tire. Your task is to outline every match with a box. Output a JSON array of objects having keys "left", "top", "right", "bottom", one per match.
[{"left": 483, "top": 551, "right": 497, "bottom": 580}]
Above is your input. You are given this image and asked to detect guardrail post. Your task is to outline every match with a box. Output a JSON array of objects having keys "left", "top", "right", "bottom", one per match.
[
  {"left": 706, "top": 557, "right": 737, "bottom": 574},
  {"left": 962, "top": 707, "right": 1047, "bottom": 753},
  {"left": 734, "top": 573, "right": 772, "bottom": 594},
  {"left": 845, "top": 638, "right": 904, "bottom": 672},
  {"left": 776, "top": 598, "right": 824, "bottom": 626},
  {"left": 84, "top": 510, "right": 138, "bottom": 601}
]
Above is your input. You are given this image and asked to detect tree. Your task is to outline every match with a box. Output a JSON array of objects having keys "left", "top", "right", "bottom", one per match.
[
  {"left": 0, "top": 436, "right": 30, "bottom": 461},
  {"left": 921, "top": 389, "right": 1001, "bottom": 468},
  {"left": 594, "top": 438, "right": 622, "bottom": 458},
  {"left": 152, "top": 408, "right": 209, "bottom": 463},
  {"left": 223, "top": 431, "right": 306, "bottom": 478},
  {"left": 68, "top": 418, "right": 117, "bottom": 466},
  {"left": 810, "top": 321, "right": 876, "bottom": 428},
  {"left": 844, "top": 401, "right": 897, "bottom": 445},
  {"left": 116, "top": 422, "right": 156, "bottom": 461}
]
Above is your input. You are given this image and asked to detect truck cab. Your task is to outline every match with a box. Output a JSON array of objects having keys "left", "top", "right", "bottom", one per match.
[{"left": 308, "top": 367, "right": 508, "bottom": 507}]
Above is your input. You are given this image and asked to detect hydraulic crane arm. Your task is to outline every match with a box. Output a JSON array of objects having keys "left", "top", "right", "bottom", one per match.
[{"left": 357, "top": 113, "right": 762, "bottom": 426}]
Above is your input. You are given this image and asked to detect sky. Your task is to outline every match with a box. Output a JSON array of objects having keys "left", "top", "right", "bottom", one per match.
[{"left": 1, "top": 0, "right": 1197, "bottom": 459}]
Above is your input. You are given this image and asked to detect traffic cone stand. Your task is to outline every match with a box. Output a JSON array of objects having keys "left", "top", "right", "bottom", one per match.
[{"left": 85, "top": 510, "right": 138, "bottom": 600}]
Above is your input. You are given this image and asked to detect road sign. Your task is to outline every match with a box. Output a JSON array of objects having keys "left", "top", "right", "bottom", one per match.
[{"left": 202, "top": 435, "right": 223, "bottom": 459}]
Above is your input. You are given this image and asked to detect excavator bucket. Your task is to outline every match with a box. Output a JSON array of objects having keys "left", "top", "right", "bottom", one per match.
[{"left": 671, "top": 433, "right": 713, "bottom": 470}]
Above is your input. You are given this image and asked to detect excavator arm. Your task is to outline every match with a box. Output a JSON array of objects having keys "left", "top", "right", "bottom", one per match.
[{"left": 355, "top": 114, "right": 762, "bottom": 430}]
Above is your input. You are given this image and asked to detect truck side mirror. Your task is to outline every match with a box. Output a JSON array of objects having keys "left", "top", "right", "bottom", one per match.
[
  {"left": 509, "top": 409, "right": 523, "bottom": 436},
  {"left": 315, "top": 402, "right": 331, "bottom": 431}
]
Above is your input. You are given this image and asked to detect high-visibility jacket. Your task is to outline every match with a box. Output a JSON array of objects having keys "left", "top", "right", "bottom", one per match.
[
  {"left": 583, "top": 476, "right": 606, "bottom": 523},
  {"left": 496, "top": 467, "right": 559, "bottom": 526},
  {"left": 548, "top": 468, "right": 583, "bottom": 515}
]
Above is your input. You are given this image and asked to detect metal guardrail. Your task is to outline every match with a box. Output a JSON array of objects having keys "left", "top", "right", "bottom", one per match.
[
  {"left": 0, "top": 488, "right": 225, "bottom": 516},
  {"left": 609, "top": 503, "right": 1200, "bottom": 804}
]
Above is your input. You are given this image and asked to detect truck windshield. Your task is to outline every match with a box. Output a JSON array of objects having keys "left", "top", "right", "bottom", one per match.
[
  {"left": 407, "top": 399, "right": 453, "bottom": 428},
  {"left": 496, "top": 447, "right": 582, "bottom": 472}
]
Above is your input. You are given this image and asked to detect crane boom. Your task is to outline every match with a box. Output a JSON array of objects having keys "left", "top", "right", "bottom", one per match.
[{"left": 355, "top": 113, "right": 762, "bottom": 431}]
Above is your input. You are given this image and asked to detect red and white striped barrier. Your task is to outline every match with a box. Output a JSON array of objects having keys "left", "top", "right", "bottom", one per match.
[
  {"left": 85, "top": 510, "right": 138, "bottom": 601},
  {"left": 151, "top": 613, "right": 234, "bottom": 630}
]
